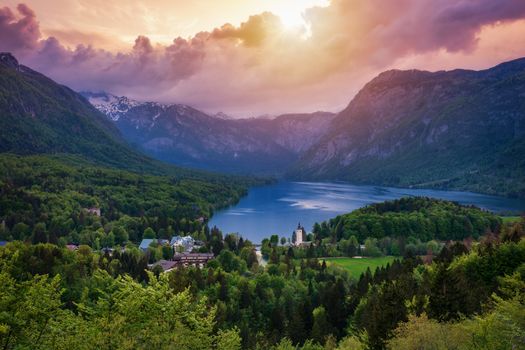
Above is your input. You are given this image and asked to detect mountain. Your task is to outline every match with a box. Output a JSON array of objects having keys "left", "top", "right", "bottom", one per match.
[
  {"left": 83, "top": 91, "right": 335, "bottom": 174},
  {"left": 289, "top": 58, "right": 525, "bottom": 198},
  {"left": 76, "top": 57, "right": 525, "bottom": 198},
  {"left": 0, "top": 52, "right": 156, "bottom": 171},
  {"left": 0, "top": 52, "right": 269, "bottom": 223},
  {"left": 0, "top": 53, "right": 260, "bottom": 182}
]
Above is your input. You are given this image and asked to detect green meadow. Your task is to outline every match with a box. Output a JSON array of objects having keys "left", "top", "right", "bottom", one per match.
[
  {"left": 500, "top": 216, "right": 522, "bottom": 224},
  {"left": 323, "top": 256, "right": 398, "bottom": 277}
]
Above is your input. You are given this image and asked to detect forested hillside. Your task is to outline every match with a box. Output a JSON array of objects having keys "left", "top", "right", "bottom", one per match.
[
  {"left": 289, "top": 58, "right": 525, "bottom": 198},
  {"left": 0, "top": 212, "right": 523, "bottom": 349},
  {"left": 314, "top": 197, "right": 501, "bottom": 242},
  {"left": 0, "top": 52, "right": 268, "bottom": 180},
  {"left": 0, "top": 154, "right": 260, "bottom": 247},
  {"left": 0, "top": 53, "right": 155, "bottom": 171}
]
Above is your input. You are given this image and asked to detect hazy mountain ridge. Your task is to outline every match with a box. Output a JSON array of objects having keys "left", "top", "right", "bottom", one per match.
[
  {"left": 83, "top": 91, "right": 336, "bottom": 174},
  {"left": 289, "top": 57, "right": 525, "bottom": 198}
]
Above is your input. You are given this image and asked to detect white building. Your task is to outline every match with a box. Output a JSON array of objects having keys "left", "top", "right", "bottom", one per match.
[
  {"left": 85, "top": 207, "right": 101, "bottom": 216},
  {"left": 170, "top": 235, "right": 195, "bottom": 252},
  {"left": 294, "top": 223, "right": 306, "bottom": 246}
]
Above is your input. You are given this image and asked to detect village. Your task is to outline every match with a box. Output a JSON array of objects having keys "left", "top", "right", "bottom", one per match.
[
  {"left": 53, "top": 207, "right": 387, "bottom": 275},
  {"left": 57, "top": 220, "right": 324, "bottom": 274},
  {"left": 143, "top": 224, "right": 315, "bottom": 273}
]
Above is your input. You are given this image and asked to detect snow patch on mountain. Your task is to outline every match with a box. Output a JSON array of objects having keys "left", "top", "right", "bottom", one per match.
[
  {"left": 82, "top": 92, "right": 141, "bottom": 121},
  {"left": 81, "top": 91, "right": 172, "bottom": 122}
]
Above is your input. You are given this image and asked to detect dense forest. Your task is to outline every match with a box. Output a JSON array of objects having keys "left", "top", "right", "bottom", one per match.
[
  {"left": 276, "top": 197, "right": 502, "bottom": 259},
  {"left": 1, "top": 191, "right": 524, "bottom": 349},
  {"left": 0, "top": 154, "right": 266, "bottom": 247},
  {"left": 314, "top": 197, "right": 501, "bottom": 242}
]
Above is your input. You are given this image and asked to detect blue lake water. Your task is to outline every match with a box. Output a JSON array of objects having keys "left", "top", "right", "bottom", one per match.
[{"left": 209, "top": 182, "right": 525, "bottom": 243}]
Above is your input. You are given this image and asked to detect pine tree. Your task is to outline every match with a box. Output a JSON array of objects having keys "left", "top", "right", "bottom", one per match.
[
  {"left": 311, "top": 306, "right": 332, "bottom": 344},
  {"left": 31, "top": 223, "right": 47, "bottom": 244}
]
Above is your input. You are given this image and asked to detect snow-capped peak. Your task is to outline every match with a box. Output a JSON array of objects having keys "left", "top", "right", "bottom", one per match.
[{"left": 82, "top": 92, "right": 141, "bottom": 121}]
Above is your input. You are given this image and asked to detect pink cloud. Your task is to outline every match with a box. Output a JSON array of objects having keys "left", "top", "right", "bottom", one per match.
[
  {"left": 0, "top": 3, "right": 40, "bottom": 51},
  {"left": 211, "top": 12, "right": 281, "bottom": 46},
  {"left": 1, "top": 1, "right": 525, "bottom": 116}
]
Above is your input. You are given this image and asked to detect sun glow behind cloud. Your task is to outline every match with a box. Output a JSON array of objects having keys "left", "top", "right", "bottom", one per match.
[{"left": 271, "top": 0, "right": 330, "bottom": 32}]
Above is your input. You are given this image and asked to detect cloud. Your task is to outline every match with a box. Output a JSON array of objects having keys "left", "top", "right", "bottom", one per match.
[
  {"left": 0, "top": 3, "right": 40, "bottom": 51},
  {"left": 211, "top": 12, "right": 282, "bottom": 46},
  {"left": 1, "top": 1, "right": 525, "bottom": 116},
  {"left": 420, "top": 0, "right": 525, "bottom": 51},
  {"left": 41, "top": 29, "right": 126, "bottom": 51},
  {"left": 305, "top": 0, "right": 525, "bottom": 68}
]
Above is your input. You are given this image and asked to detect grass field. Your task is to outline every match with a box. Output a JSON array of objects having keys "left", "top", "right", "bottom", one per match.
[
  {"left": 322, "top": 256, "right": 398, "bottom": 278},
  {"left": 500, "top": 216, "right": 522, "bottom": 224}
]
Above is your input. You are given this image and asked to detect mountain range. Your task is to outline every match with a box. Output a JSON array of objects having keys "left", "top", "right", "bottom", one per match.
[
  {"left": 82, "top": 91, "right": 335, "bottom": 174},
  {"left": 0, "top": 52, "right": 257, "bottom": 185},
  {"left": 83, "top": 58, "right": 525, "bottom": 198},
  {"left": 1, "top": 51, "right": 524, "bottom": 198}
]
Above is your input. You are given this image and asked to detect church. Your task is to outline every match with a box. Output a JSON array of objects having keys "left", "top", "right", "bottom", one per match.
[{"left": 293, "top": 223, "right": 307, "bottom": 246}]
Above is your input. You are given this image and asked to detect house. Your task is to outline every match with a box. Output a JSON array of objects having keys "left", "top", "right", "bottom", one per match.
[
  {"left": 101, "top": 247, "right": 114, "bottom": 254},
  {"left": 85, "top": 207, "right": 101, "bottom": 216},
  {"left": 65, "top": 244, "right": 78, "bottom": 251},
  {"left": 139, "top": 238, "right": 156, "bottom": 251},
  {"left": 170, "top": 235, "right": 195, "bottom": 252},
  {"left": 173, "top": 253, "right": 214, "bottom": 268},
  {"left": 149, "top": 259, "right": 178, "bottom": 272}
]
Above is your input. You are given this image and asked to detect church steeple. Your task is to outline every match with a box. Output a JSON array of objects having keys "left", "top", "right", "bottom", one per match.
[{"left": 294, "top": 223, "right": 305, "bottom": 245}]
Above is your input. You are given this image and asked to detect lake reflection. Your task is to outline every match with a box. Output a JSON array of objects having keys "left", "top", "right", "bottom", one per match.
[{"left": 209, "top": 182, "right": 525, "bottom": 243}]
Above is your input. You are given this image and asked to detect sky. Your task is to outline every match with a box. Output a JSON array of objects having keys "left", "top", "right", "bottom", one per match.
[{"left": 1, "top": 0, "right": 525, "bottom": 117}]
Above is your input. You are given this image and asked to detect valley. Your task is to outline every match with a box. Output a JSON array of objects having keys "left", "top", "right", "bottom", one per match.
[
  {"left": 0, "top": 14, "right": 524, "bottom": 348},
  {"left": 83, "top": 91, "right": 335, "bottom": 174},
  {"left": 84, "top": 58, "right": 525, "bottom": 199}
]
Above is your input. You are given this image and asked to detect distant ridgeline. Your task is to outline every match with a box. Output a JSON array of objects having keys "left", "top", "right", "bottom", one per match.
[
  {"left": 82, "top": 90, "right": 336, "bottom": 175},
  {"left": 313, "top": 197, "right": 501, "bottom": 243},
  {"left": 0, "top": 52, "right": 268, "bottom": 181}
]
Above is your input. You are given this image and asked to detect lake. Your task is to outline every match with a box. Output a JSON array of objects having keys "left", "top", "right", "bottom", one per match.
[{"left": 209, "top": 182, "right": 525, "bottom": 243}]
